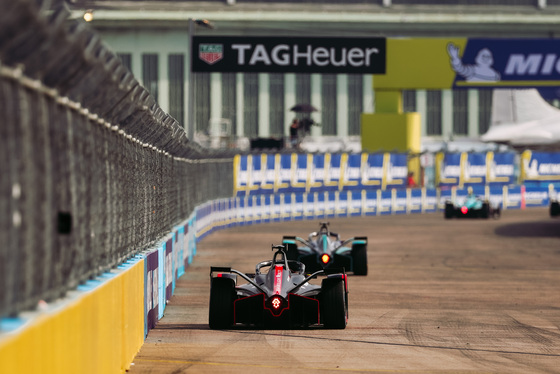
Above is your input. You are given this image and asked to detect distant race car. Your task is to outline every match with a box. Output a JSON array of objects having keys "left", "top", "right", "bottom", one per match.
[
  {"left": 209, "top": 245, "right": 348, "bottom": 329},
  {"left": 282, "top": 222, "right": 368, "bottom": 275},
  {"left": 444, "top": 193, "right": 501, "bottom": 219}
]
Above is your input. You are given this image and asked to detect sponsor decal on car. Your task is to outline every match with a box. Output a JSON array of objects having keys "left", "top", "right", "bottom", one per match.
[{"left": 274, "top": 265, "right": 283, "bottom": 295}]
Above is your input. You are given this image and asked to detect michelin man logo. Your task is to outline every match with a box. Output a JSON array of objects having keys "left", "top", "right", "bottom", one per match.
[
  {"left": 447, "top": 43, "right": 501, "bottom": 82},
  {"left": 523, "top": 158, "right": 539, "bottom": 178}
]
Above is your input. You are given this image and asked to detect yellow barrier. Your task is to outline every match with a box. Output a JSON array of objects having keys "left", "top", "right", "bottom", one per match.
[{"left": 0, "top": 259, "right": 144, "bottom": 374}]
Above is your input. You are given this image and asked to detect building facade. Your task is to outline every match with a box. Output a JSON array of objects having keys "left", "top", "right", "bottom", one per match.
[{"left": 71, "top": 0, "right": 560, "bottom": 145}]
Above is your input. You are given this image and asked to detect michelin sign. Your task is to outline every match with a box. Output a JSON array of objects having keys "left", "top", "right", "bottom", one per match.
[
  {"left": 520, "top": 150, "right": 560, "bottom": 182},
  {"left": 450, "top": 39, "right": 560, "bottom": 87},
  {"left": 192, "top": 36, "right": 386, "bottom": 74},
  {"left": 373, "top": 38, "right": 560, "bottom": 90}
]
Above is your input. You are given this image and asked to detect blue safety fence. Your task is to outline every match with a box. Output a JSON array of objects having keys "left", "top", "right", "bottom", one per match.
[
  {"left": 234, "top": 152, "right": 409, "bottom": 197},
  {"left": 194, "top": 184, "right": 556, "bottom": 239},
  {"left": 234, "top": 151, "right": 560, "bottom": 199},
  {"left": 142, "top": 214, "right": 196, "bottom": 338}
]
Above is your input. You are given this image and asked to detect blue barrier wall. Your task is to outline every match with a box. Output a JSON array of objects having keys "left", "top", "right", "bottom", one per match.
[{"left": 193, "top": 184, "right": 556, "bottom": 239}]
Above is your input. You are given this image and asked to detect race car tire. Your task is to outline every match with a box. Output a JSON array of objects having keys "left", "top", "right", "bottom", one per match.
[
  {"left": 492, "top": 206, "right": 501, "bottom": 219},
  {"left": 285, "top": 242, "right": 299, "bottom": 261},
  {"left": 480, "top": 202, "right": 490, "bottom": 219},
  {"left": 209, "top": 277, "right": 235, "bottom": 329},
  {"left": 444, "top": 202, "right": 454, "bottom": 219},
  {"left": 550, "top": 201, "right": 560, "bottom": 217},
  {"left": 351, "top": 243, "right": 368, "bottom": 276},
  {"left": 321, "top": 278, "right": 347, "bottom": 329}
]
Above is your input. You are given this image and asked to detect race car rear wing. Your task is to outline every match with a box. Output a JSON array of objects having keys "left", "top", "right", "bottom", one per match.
[
  {"left": 210, "top": 266, "right": 268, "bottom": 294},
  {"left": 287, "top": 267, "right": 346, "bottom": 294},
  {"left": 285, "top": 235, "right": 367, "bottom": 248},
  {"left": 211, "top": 265, "right": 345, "bottom": 296},
  {"left": 210, "top": 266, "right": 231, "bottom": 273},
  {"left": 339, "top": 236, "right": 368, "bottom": 247},
  {"left": 282, "top": 235, "right": 312, "bottom": 247}
]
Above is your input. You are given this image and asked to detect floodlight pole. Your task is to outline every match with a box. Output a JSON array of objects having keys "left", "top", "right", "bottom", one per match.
[{"left": 186, "top": 18, "right": 214, "bottom": 141}]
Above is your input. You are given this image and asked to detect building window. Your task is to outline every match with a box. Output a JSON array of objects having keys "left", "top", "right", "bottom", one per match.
[
  {"left": 168, "top": 54, "right": 184, "bottom": 125},
  {"left": 296, "top": 73, "right": 311, "bottom": 104},
  {"left": 403, "top": 90, "right": 416, "bottom": 112},
  {"left": 295, "top": 73, "right": 311, "bottom": 123},
  {"left": 453, "top": 89, "right": 468, "bottom": 135},
  {"left": 269, "top": 73, "right": 284, "bottom": 136},
  {"left": 478, "top": 89, "right": 493, "bottom": 134},
  {"left": 322, "top": 74, "right": 337, "bottom": 135},
  {"left": 117, "top": 53, "right": 132, "bottom": 72},
  {"left": 222, "top": 73, "right": 236, "bottom": 136},
  {"left": 193, "top": 72, "right": 210, "bottom": 133},
  {"left": 427, "top": 90, "right": 442, "bottom": 136},
  {"left": 142, "top": 54, "right": 158, "bottom": 101},
  {"left": 244, "top": 73, "right": 259, "bottom": 137},
  {"left": 348, "top": 74, "right": 363, "bottom": 135}
]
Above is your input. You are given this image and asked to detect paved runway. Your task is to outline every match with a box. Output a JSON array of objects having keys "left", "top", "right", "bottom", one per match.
[{"left": 129, "top": 208, "right": 560, "bottom": 373}]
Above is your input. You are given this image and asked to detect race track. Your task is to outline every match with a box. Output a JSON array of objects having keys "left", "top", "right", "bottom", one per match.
[{"left": 129, "top": 208, "right": 560, "bottom": 373}]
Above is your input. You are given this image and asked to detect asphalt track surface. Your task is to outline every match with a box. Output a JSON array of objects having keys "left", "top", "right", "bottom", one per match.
[{"left": 129, "top": 207, "right": 560, "bottom": 374}]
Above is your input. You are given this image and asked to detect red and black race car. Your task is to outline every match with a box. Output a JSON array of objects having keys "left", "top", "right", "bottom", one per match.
[{"left": 209, "top": 245, "right": 348, "bottom": 329}]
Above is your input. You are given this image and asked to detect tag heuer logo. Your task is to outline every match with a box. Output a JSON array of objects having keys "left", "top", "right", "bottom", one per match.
[{"left": 199, "top": 44, "right": 223, "bottom": 65}]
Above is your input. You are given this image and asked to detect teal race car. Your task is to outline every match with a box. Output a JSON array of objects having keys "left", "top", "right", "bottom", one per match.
[
  {"left": 444, "top": 193, "right": 501, "bottom": 219},
  {"left": 282, "top": 222, "right": 368, "bottom": 275}
]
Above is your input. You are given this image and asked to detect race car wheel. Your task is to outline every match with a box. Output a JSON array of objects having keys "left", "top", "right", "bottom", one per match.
[
  {"left": 550, "top": 201, "right": 560, "bottom": 217},
  {"left": 321, "top": 278, "right": 347, "bottom": 329},
  {"left": 444, "top": 202, "right": 454, "bottom": 219},
  {"left": 209, "top": 277, "right": 235, "bottom": 329},
  {"left": 351, "top": 244, "right": 368, "bottom": 276},
  {"left": 285, "top": 242, "right": 299, "bottom": 261},
  {"left": 480, "top": 202, "right": 490, "bottom": 219},
  {"left": 492, "top": 206, "right": 501, "bottom": 219}
]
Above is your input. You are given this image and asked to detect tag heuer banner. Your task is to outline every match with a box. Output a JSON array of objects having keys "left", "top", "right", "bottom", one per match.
[{"left": 192, "top": 36, "right": 386, "bottom": 74}]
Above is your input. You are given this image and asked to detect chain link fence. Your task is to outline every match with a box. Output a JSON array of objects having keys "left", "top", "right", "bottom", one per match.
[{"left": 0, "top": 0, "right": 234, "bottom": 317}]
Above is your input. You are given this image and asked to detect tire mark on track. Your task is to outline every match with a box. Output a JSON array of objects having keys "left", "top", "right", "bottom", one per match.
[
  {"left": 505, "top": 316, "right": 560, "bottom": 355},
  {"left": 398, "top": 312, "right": 494, "bottom": 371},
  {"left": 133, "top": 357, "right": 478, "bottom": 373},
  {"left": 230, "top": 330, "right": 560, "bottom": 358}
]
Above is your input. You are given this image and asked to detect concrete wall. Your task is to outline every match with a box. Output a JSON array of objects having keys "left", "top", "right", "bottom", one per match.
[{"left": 0, "top": 259, "right": 145, "bottom": 374}]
